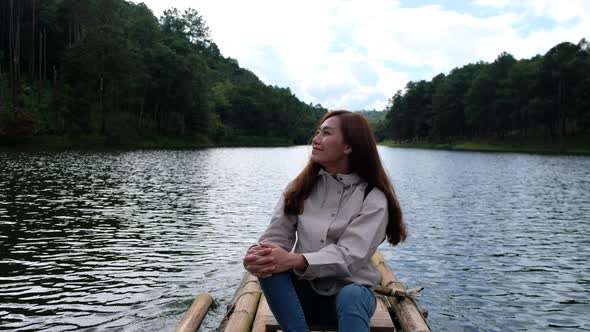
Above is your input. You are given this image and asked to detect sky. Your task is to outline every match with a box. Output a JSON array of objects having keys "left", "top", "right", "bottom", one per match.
[{"left": 134, "top": 0, "right": 590, "bottom": 111}]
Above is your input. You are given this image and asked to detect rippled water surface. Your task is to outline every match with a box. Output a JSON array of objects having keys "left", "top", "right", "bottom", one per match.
[{"left": 1, "top": 147, "right": 589, "bottom": 331}]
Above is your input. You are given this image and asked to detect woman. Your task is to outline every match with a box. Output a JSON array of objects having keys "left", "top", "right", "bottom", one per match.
[{"left": 243, "top": 110, "right": 406, "bottom": 332}]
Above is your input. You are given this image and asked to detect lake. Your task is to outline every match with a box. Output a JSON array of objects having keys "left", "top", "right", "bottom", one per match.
[{"left": 0, "top": 146, "right": 589, "bottom": 331}]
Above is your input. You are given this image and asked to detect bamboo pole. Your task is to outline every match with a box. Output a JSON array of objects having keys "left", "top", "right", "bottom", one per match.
[
  {"left": 175, "top": 292, "right": 213, "bottom": 332},
  {"left": 250, "top": 294, "right": 271, "bottom": 332},
  {"left": 217, "top": 273, "right": 262, "bottom": 332},
  {"left": 372, "top": 251, "right": 430, "bottom": 332}
]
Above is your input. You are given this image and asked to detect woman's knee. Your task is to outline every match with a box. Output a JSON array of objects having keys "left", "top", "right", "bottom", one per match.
[
  {"left": 258, "top": 272, "right": 292, "bottom": 290},
  {"left": 337, "top": 283, "right": 372, "bottom": 300},
  {"left": 336, "top": 284, "right": 376, "bottom": 312}
]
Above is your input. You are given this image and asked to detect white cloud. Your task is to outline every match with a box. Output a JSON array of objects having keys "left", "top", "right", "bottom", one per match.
[
  {"left": 523, "top": 0, "right": 590, "bottom": 22},
  {"left": 134, "top": 0, "right": 590, "bottom": 110},
  {"left": 473, "top": 0, "right": 512, "bottom": 8}
]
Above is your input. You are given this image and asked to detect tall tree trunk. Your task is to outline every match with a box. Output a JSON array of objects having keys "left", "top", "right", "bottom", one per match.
[
  {"left": 37, "top": 30, "right": 42, "bottom": 105},
  {"left": 68, "top": 20, "right": 72, "bottom": 48},
  {"left": 15, "top": 2, "right": 20, "bottom": 106},
  {"left": 43, "top": 27, "right": 47, "bottom": 81},
  {"left": 561, "top": 79, "right": 566, "bottom": 136},
  {"left": 75, "top": 13, "right": 81, "bottom": 44},
  {"left": 52, "top": 67, "right": 62, "bottom": 134},
  {"left": 30, "top": 0, "right": 36, "bottom": 78},
  {"left": 0, "top": 62, "right": 3, "bottom": 114},
  {"left": 138, "top": 85, "right": 147, "bottom": 131},
  {"left": 9, "top": 0, "right": 15, "bottom": 115},
  {"left": 38, "top": 30, "right": 42, "bottom": 81},
  {"left": 100, "top": 76, "right": 105, "bottom": 135},
  {"left": 0, "top": 3, "right": 5, "bottom": 62},
  {"left": 523, "top": 108, "right": 528, "bottom": 137},
  {"left": 155, "top": 101, "right": 160, "bottom": 134},
  {"left": 138, "top": 98, "right": 144, "bottom": 131}
]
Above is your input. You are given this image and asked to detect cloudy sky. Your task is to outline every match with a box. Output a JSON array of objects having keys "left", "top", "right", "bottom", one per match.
[{"left": 135, "top": 0, "right": 590, "bottom": 111}]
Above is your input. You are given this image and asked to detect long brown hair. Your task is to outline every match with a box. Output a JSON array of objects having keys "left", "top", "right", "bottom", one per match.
[{"left": 283, "top": 110, "right": 407, "bottom": 246}]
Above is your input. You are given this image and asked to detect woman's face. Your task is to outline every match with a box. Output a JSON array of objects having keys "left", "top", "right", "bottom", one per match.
[{"left": 310, "top": 116, "right": 351, "bottom": 171}]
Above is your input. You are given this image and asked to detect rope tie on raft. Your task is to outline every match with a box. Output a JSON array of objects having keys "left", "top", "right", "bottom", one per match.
[
  {"left": 374, "top": 284, "right": 424, "bottom": 300},
  {"left": 373, "top": 282, "right": 428, "bottom": 320},
  {"left": 217, "top": 287, "right": 262, "bottom": 331},
  {"left": 223, "top": 290, "right": 262, "bottom": 319},
  {"left": 374, "top": 260, "right": 424, "bottom": 306}
]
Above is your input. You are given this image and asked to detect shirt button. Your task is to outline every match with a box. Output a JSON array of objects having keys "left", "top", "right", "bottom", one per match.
[
  {"left": 331, "top": 213, "right": 335, "bottom": 217},
  {"left": 320, "top": 239, "right": 325, "bottom": 243},
  {"left": 337, "top": 190, "right": 341, "bottom": 194}
]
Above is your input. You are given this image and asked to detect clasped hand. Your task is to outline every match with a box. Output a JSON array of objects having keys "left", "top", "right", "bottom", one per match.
[{"left": 242, "top": 242, "right": 294, "bottom": 278}]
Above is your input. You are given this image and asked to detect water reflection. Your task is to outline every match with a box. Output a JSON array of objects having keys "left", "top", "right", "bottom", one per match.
[{"left": 0, "top": 147, "right": 589, "bottom": 331}]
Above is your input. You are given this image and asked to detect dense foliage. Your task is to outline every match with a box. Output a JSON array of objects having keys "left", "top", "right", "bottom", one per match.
[
  {"left": 0, "top": 0, "right": 326, "bottom": 145},
  {"left": 383, "top": 42, "right": 590, "bottom": 142},
  {"left": 2, "top": 0, "right": 588, "bottom": 147}
]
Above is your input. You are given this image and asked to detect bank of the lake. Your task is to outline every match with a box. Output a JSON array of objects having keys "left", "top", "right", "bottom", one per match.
[
  {"left": 5, "top": 135, "right": 590, "bottom": 155},
  {"left": 380, "top": 137, "right": 590, "bottom": 155},
  {"left": 0, "top": 134, "right": 293, "bottom": 151}
]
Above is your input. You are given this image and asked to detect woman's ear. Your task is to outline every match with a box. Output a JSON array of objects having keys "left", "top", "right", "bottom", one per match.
[{"left": 344, "top": 146, "right": 352, "bottom": 154}]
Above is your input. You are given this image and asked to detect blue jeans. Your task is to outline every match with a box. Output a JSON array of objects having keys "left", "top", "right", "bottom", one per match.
[{"left": 258, "top": 271, "right": 376, "bottom": 332}]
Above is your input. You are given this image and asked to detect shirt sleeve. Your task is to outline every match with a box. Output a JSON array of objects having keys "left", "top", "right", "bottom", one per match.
[
  {"left": 297, "top": 188, "right": 388, "bottom": 279},
  {"left": 257, "top": 187, "right": 298, "bottom": 252}
]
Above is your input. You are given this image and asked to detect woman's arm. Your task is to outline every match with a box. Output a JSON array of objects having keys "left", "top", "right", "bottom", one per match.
[
  {"left": 256, "top": 189, "right": 298, "bottom": 251},
  {"left": 243, "top": 186, "right": 298, "bottom": 276}
]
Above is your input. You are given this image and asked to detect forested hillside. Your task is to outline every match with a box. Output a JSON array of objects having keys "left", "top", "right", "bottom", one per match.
[
  {"left": 0, "top": 0, "right": 326, "bottom": 146},
  {"left": 383, "top": 41, "right": 590, "bottom": 143},
  {"left": 2, "top": 0, "right": 588, "bottom": 149}
]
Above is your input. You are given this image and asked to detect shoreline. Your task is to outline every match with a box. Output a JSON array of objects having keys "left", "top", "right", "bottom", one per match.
[
  {"left": 0, "top": 135, "right": 294, "bottom": 151},
  {"left": 379, "top": 139, "right": 590, "bottom": 156},
  {"left": 2, "top": 136, "right": 590, "bottom": 156}
]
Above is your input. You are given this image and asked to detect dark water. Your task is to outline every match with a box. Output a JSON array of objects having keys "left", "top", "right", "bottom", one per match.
[{"left": 0, "top": 147, "right": 589, "bottom": 331}]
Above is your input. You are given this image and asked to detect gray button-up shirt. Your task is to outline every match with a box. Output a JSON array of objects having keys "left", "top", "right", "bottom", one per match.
[{"left": 258, "top": 168, "right": 389, "bottom": 295}]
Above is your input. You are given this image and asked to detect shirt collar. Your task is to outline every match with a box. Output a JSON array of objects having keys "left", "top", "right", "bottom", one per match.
[{"left": 318, "top": 168, "right": 363, "bottom": 187}]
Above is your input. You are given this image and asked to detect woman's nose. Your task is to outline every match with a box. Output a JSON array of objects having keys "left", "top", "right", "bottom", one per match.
[{"left": 312, "top": 134, "right": 320, "bottom": 145}]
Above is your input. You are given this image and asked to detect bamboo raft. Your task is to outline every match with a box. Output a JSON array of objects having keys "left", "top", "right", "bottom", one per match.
[{"left": 176, "top": 250, "right": 430, "bottom": 332}]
